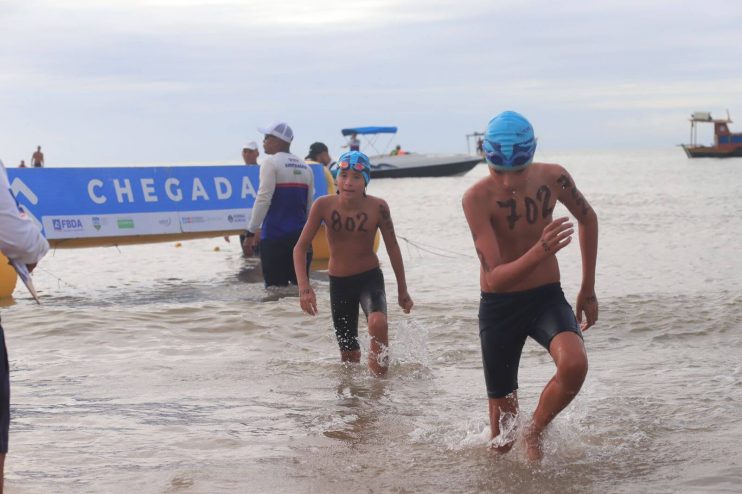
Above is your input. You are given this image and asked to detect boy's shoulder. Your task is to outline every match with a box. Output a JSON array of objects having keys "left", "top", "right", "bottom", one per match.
[
  {"left": 363, "top": 194, "right": 388, "bottom": 208},
  {"left": 463, "top": 176, "right": 494, "bottom": 202},
  {"left": 315, "top": 194, "right": 338, "bottom": 207},
  {"left": 531, "top": 162, "right": 567, "bottom": 180}
]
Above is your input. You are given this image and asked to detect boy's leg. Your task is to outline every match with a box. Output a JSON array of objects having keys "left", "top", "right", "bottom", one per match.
[
  {"left": 329, "top": 275, "right": 361, "bottom": 362},
  {"left": 367, "top": 311, "right": 388, "bottom": 376},
  {"left": 526, "top": 331, "right": 588, "bottom": 460},
  {"left": 487, "top": 392, "right": 519, "bottom": 453},
  {"left": 358, "top": 268, "right": 388, "bottom": 376},
  {"left": 478, "top": 291, "right": 527, "bottom": 452},
  {"left": 341, "top": 350, "right": 361, "bottom": 363}
]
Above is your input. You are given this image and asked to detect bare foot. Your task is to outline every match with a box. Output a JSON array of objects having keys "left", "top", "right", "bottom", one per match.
[
  {"left": 489, "top": 411, "right": 518, "bottom": 454},
  {"left": 368, "top": 360, "right": 388, "bottom": 377},
  {"left": 524, "top": 424, "right": 544, "bottom": 462},
  {"left": 488, "top": 441, "right": 514, "bottom": 455}
]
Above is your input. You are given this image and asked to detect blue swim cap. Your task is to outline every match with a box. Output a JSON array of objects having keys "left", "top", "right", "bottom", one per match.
[
  {"left": 332, "top": 151, "right": 371, "bottom": 185},
  {"left": 483, "top": 111, "right": 537, "bottom": 171}
]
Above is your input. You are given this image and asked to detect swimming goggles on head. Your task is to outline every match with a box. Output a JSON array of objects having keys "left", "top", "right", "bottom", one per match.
[
  {"left": 337, "top": 160, "right": 367, "bottom": 172},
  {"left": 484, "top": 139, "right": 537, "bottom": 168}
]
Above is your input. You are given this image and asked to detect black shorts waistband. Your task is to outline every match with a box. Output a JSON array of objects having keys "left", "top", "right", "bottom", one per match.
[
  {"left": 329, "top": 266, "right": 382, "bottom": 283},
  {"left": 480, "top": 282, "right": 563, "bottom": 302}
]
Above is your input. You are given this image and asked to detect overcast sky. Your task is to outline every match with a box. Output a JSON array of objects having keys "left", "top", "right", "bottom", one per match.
[{"left": 1, "top": 0, "right": 741, "bottom": 166}]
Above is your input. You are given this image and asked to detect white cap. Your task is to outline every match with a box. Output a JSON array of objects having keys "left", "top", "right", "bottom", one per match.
[
  {"left": 257, "top": 121, "right": 294, "bottom": 143},
  {"left": 244, "top": 141, "right": 259, "bottom": 151}
]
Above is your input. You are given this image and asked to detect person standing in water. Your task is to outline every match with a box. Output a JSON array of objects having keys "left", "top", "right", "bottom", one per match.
[
  {"left": 227, "top": 141, "right": 261, "bottom": 252},
  {"left": 244, "top": 121, "right": 314, "bottom": 287},
  {"left": 305, "top": 142, "right": 332, "bottom": 167},
  {"left": 242, "top": 141, "right": 260, "bottom": 166},
  {"left": 293, "top": 151, "right": 413, "bottom": 376},
  {"left": 462, "top": 111, "right": 598, "bottom": 461},
  {"left": 0, "top": 158, "right": 49, "bottom": 491},
  {"left": 31, "top": 146, "right": 44, "bottom": 168}
]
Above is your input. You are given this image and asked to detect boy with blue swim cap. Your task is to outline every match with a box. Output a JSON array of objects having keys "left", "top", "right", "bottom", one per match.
[
  {"left": 294, "top": 151, "right": 413, "bottom": 376},
  {"left": 482, "top": 111, "right": 538, "bottom": 170},
  {"left": 462, "top": 111, "right": 600, "bottom": 461},
  {"left": 330, "top": 151, "right": 371, "bottom": 187}
]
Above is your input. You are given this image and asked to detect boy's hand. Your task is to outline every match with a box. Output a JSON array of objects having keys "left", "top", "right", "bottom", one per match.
[
  {"left": 538, "top": 217, "right": 573, "bottom": 257},
  {"left": 576, "top": 289, "right": 598, "bottom": 331},
  {"left": 398, "top": 291, "right": 413, "bottom": 314},
  {"left": 300, "top": 287, "right": 317, "bottom": 316}
]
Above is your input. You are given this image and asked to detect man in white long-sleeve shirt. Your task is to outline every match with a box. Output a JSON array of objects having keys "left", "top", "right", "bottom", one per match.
[
  {"left": 243, "top": 122, "right": 314, "bottom": 287},
  {"left": 0, "top": 158, "right": 49, "bottom": 489}
]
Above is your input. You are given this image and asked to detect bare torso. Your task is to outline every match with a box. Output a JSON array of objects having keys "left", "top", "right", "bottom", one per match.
[
  {"left": 317, "top": 194, "right": 384, "bottom": 277},
  {"left": 476, "top": 163, "right": 568, "bottom": 292}
]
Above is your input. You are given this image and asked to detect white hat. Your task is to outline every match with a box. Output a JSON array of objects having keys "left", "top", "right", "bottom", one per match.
[
  {"left": 244, "top": 141, "right": 259, "bottom": 151},
  {"left": 257, "top": 121, "right": 294, "bottom": 143}
]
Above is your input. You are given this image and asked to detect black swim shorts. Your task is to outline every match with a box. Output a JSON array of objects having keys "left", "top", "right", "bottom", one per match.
[
  {"left": 478, "top": 283, "right": 582, "bottom": 399},
  {"left": 329, "top": 267, "right": 387, "bottom": 352},
  {"left": 259, "top": 231, "right": 311, "bottom": 287},
  {"left": 0, "top": 321, "right": 9, "bottom": 453}
]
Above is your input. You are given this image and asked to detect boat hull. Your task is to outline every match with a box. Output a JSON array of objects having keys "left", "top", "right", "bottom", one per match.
[
  {"left": 682, "top": 145, "right": 742, "bottom": 158},
  {"left": 369, "top": 154, "right": 482, "bottom": 178}
]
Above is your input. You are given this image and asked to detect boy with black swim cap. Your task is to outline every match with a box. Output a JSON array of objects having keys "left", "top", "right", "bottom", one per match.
[
  {"left": 293, "top": 151, "right": 413, "bottom": 376},
  {"left": 462, "top": 111, "right": 599, "bottom": 461}
]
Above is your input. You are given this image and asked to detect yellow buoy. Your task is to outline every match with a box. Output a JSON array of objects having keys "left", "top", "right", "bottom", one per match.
[
  {"left": 0, "top": 253, "right": 18, "bottom": 298},
  {"left": 310, "top": 166, "right": 335, "bottom": 261}
]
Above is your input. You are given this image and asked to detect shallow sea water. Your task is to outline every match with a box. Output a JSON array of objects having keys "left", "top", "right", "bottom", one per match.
[{"left": 1, "top": 149, "right": 741, "bottom": 493}]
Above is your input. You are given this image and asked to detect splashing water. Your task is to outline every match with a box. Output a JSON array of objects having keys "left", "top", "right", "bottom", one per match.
[
  {"left": 389, "top": 317, "right": 430, "bottom": 368},
  {"left": 490, "top": 410, "right": 520, "bottom": 450}
]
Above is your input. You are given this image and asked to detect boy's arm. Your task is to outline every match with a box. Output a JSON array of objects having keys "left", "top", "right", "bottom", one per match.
[
  {"left": 377, "top": 200, "right": 413, "bottom": 313},
  {"left": 555, "top": 167, "right": 599, "bottom": 330},
  {"left": 462, "top": 186, "right": 572, "bottom": 292},
  {"left": 293, "top": 198, "right": 325, "bottom": 315}
]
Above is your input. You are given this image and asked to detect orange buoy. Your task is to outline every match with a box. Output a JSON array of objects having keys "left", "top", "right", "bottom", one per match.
[{"left": 0, "top": 253, "right": 18, "bottom": 298}]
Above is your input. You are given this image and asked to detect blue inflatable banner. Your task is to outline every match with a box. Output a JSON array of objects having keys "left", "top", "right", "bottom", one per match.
[{"left": 6, "top": 165, "right": 328, "bottom": 242}]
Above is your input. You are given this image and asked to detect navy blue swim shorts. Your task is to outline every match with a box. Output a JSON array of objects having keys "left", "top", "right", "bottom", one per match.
[{"left": 478, "top": 283, "right": 582, "bottom": 399}]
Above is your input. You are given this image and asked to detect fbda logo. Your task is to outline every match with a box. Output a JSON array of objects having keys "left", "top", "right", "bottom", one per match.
[{"left": 52, "top": 218, "right": 84, "bottom": 231}]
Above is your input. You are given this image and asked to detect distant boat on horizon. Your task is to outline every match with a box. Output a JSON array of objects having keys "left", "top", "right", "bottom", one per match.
[{"left": 681, "top": 111, "right": 742, "bottom": 158}]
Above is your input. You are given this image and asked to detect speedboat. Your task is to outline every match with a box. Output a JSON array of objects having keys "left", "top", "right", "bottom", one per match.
[
  {"left": 368, "top": 152, "right": 483, "bottom": 178},
  {"left": 341, "top": 126, "right": 483, "bottom": 178}
]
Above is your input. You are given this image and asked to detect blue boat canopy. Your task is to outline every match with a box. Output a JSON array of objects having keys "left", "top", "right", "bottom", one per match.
[{"left": 341, "top": 126, "right": 397, "bottom": 136}]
